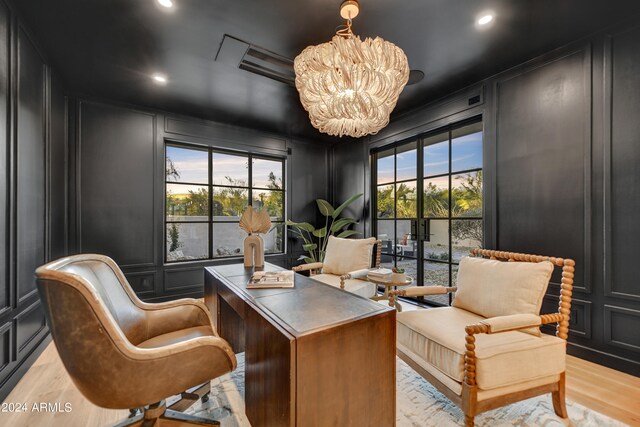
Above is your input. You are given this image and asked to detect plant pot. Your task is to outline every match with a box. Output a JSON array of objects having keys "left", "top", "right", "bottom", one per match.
[{"left": 391, "top": 272, "right": 406, "bottom": 283}]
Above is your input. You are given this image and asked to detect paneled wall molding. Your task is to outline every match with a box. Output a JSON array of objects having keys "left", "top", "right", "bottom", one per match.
[
  {"left": 14, "top": 299, "right": 45, "bottom": 357},
  {"left": 603, "top": 305, "right": 640, "bottom": 352},
  {"left": 332, "top": 24, "right": 640, "bottom": 376},
  {"left": 542, "top": 295, "right": 592, "bottom": 339},
  {"left": 75, "top": 100, "right": 157, "bottom": 269},
  {"left": 602, "top": 24, "right": 640, "bottom": 302},
  {"left": 495, "top": 42, "right": 593, "bottom": 294},
  {"left": 0, "top": 0, "right": 61, "bottom": 401},
  {"left": 68, "top": 96, "right": 327, "bottom": 306},
  {"left": 123, "top": 270, "right": 156, "bottom": 298},
  {"left": 165, "top": 116, "right": 288, "bottom": 154},
  {"left": 0, "top": 321, "right": 12, "bottom": 375},
  {"left": 368, "top": 84, "right": 485, "bottom": 149}
]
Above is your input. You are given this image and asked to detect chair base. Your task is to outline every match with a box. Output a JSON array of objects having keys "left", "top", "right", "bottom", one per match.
[
  {"left": 397, "top": 347, "right": 569, "bottom": 426},
  {"left": 116, "top": 401, "right": 220, "bottom": 427}
]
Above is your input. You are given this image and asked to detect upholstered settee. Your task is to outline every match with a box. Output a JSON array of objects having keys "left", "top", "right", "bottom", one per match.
[
  {"left": 389, "top": 249, "right": 574, "bottom": 426},
  {"left": 292, "top": 236, "right": 380, "bottom": 299}
]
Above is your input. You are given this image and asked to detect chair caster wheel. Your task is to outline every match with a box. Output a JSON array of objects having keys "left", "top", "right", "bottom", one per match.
[{"left": 201, "top": 393, "right": 210, "bottom": 403}]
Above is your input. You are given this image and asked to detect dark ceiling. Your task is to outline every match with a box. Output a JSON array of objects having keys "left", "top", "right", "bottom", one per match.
[{"left": 13, "top": 0, "right": 640, "bottom": 141}]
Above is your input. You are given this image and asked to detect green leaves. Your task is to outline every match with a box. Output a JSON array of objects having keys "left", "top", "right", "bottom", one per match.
[
  {"left": 331, "top": 217, "right": 357, "bottom": 232},
  {"left": 312, "top": 227, "right": 327, "bottom": 238},
  {"left": 316, "top": 199, "right": 335, "bottom": 217},
  {"left": 332, "top": 193, "right": 363, "bottom": 218},
  {"left": 337, "top": 230, "right": 359, "bottom": 238},
  {"left": 286, "top": 220, "right": 315, "bottom": 232},
  {"left": 289, "top": 192, "right": 362, "bottom": 265}
]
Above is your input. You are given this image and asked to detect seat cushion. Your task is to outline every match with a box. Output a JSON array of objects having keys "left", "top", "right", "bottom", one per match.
[
  {"left": 321, "top": 236, "right": 376, "bottom": 275},
  {"left": 137, "top": 326, "right": 213, "bottom": 349},
  {"left": 311, "top": 274, "right": 376, "bottom": 299},
  {"left": 396, "top": 307, "right": 566, "bottom": 390},
  {"left": 453, "top": 256, "right": 554, "bottom": 335}
]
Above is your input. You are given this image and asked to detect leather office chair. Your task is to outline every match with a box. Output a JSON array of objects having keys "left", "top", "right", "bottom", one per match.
[{"left": 36, "top": 254, "right": 237, "bottom": 426}]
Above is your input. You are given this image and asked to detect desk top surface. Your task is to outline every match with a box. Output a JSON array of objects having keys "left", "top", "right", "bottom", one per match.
[{"left": 206, "top": 262, "right": 392, "bottom": 337}]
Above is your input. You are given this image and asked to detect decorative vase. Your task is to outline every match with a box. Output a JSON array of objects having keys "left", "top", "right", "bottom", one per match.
[
  {"left": 391, "top": 272, "right": 406, "bottom": 283},
  {"left": 244, "top": 234, "right": 265, "bottom": 269}
]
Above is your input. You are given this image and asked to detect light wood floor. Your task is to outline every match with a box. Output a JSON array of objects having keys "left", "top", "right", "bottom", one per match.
[{"left": 3, "top": 300, "right": 639, "bottom": 426}]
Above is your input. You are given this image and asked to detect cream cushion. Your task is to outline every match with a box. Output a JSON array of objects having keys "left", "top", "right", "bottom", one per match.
[
  {"left": 396, "top": 307, "right": 566, "bottom": 391},
  {"left": 453, "top": 256, "right": 553, "bottom": 335},
  {"left": 396, "top": 342, "right": 560, "bottom": 400},
  {"left": 311, "top": 274, "right": 376, "bottom": 299},
  {"left": 321, "top": 236, "right": 376, "bottom": 275}
]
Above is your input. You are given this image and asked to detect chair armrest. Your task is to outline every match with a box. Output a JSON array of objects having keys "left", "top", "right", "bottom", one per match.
[
  {"left": 339, "top": 269, "right": 370, "bottom": 289},
  {"left": 292, "top": 262, "right": 324, "bottom": 272},
  {"left": 466, "top": 313, "right": 567, "bottom": 335},
  {"left": 479, "top": 314, "right": 541, "bottom": 333},
  {"left": 143, "top": 299, "right": 215, "bottom": 339},
  {"left": 342, "top": 269, "right": 369, "bottom": 280},
  {"left": 462, "top": 312, "right": 567, "bottom": 387},
  {"left": 388, "top": 286, "right": 456, "bottom": 306}
]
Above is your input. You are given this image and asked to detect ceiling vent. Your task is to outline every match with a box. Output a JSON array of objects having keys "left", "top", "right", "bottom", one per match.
[{"left": 215, "top": 34, "right": 295, "bottom": 86}]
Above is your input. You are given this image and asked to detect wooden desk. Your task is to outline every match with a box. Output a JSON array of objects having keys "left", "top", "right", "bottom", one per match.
[{"left": 205, "top": 263, "right": 396, "bottom": 427}]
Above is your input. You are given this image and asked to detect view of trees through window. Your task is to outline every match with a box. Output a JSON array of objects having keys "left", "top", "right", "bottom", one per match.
[
  {"left": 374, "top": 120, "right": 483, "bottom": 306},
  {"left": 165, "top": 144, "right": 285, "bottom": 262}
]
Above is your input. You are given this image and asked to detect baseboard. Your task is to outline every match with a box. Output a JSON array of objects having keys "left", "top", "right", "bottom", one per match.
[
  {"left": 567, "top": 341, "right": 640, "bottom": 377},
  {"left": 0, "top": 332, "right": 52, "bottom": 402}
]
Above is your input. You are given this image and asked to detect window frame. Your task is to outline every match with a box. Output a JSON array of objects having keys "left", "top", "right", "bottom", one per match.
[
  {"left": 371, "top": 118, "right": 484, "bottom": 306},
  {"left": 164, "top": 142, "right": 286, "bottom": 263}
]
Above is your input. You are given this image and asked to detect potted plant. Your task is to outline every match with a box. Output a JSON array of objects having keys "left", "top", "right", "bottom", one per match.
[
  {"left": 287, "top": 193, "right": 363, "bottom": 263},
  {"left": 391, "top": 267, "right": 406, "bottom": 283}
]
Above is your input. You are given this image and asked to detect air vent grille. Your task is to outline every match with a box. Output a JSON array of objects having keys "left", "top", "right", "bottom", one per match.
[{"left": 215, "top": 35, "right": 295, "bottom": 86}]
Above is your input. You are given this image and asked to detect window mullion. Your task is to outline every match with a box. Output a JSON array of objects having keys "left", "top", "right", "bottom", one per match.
[{"left": 209, "top": 148, "right": 214, "bottom": 260}]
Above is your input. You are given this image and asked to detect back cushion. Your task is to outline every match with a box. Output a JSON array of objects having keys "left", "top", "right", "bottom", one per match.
[
  {"left": 60, "top": 260, "right": 145, "bottom": 343},
  {"left": 322, "top": 236, "right": 376, "bottom": 275},
  {"left": 453, "top": 256, "right": 554, "bottom": 336}
]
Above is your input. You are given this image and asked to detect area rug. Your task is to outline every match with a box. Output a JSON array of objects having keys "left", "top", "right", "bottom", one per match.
[{"left": 183, "top": 353, "right": 625, "bottom": 426}]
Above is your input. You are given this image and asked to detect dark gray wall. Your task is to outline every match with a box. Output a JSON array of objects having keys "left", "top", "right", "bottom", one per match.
[
  {"left": 0, "top": 0, "right": 67, "bottom": 401},
  {"left": 332, "top": 25, "right": 640, "bottom": 376},
  {"left": 67, "top": 98, "right": 329, "bottom": 302}
]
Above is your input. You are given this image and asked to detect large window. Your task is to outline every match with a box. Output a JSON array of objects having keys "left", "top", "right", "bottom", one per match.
[
  {"left": 373, "top": 120, "right": 483, "bottom": 305},
  {"left": 165, "top": 144, "right": 285, "bottom": 262}
]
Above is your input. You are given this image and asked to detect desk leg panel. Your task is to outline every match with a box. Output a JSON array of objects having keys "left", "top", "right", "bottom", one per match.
[
  {"left": 246, "top": 306, "right": 296, "bottom": 427},
  {"left": 219, "top": 297, "right": 245, "bottom": 353},
  {"left": 296, "top": 310, "right": 396, "bottom": 427}
]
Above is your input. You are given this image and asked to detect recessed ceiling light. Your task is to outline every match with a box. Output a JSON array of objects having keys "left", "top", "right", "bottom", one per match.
[
  {"left": 152, "top": 73, "right": 168, "bottom": 84},
  {"left": 477, "top": 14, "right": 494, "bottom": 26},
  {"left": 157, "top": 0, "right": 173, "bottom": 8}
]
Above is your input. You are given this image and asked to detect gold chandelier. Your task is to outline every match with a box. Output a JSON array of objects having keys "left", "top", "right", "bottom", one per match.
[{"left": 294, "top": 0, "right": 409, "bottom": 138}]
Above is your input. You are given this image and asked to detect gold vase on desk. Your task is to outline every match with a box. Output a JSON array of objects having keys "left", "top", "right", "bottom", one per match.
[{"left": 239, "top": 206, "right": 271, "bottom": 269}]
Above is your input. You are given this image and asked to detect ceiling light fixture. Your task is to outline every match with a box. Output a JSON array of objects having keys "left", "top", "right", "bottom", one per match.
[
  {"left": 157, "top": 0, "right": 173, "bottom": 9},
  {"left": 152, "top": 73, "right": 168, "bottom": 84},
  {"left": 477, "top": 13, "right": 494, "bottom": 26},
  {"left": 294, "top": 0, "right": 409, "bottom": 138}
]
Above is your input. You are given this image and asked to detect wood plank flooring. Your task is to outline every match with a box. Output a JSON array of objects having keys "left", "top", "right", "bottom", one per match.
[{"left": 2, "top": 300, "right": 639, "bottom": 426}]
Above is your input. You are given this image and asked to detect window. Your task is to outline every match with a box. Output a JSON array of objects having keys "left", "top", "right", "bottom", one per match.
[
  {"left": 373, "top": 120, "right": 483, "bottom": 306},
  {"left": 165, "top": 144, "right": 285, "bottom": 262}
]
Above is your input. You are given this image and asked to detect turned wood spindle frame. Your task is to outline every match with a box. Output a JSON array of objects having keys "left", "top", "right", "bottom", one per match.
[{"left": 390, "top": 248, "right": 575, "bottom": 427}]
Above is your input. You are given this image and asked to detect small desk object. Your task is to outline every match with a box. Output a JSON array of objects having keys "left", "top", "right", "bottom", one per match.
[{"left": 205, "top": 262, "right": 396, "bottom": 427}]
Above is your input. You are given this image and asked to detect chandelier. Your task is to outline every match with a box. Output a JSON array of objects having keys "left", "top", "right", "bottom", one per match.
[{"left": 294, "top": 0, "right": 409, "bottom": 138}]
